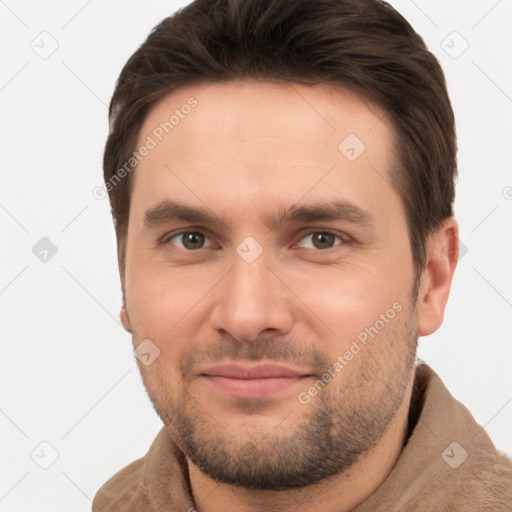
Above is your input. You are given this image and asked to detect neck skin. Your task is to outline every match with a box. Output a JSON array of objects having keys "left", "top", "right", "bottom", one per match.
[{"left": 187, "top": 374, "right": 415, "bottom": 512}]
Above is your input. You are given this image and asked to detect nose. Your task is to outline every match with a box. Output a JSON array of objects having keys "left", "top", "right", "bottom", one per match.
[{"left": 210, "top": 248, "right": 294, "bottom": 343}]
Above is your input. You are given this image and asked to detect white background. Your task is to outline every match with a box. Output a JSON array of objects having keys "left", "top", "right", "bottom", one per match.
[{"left": 1, "top": 0, "right": 511, "bottom": 510}]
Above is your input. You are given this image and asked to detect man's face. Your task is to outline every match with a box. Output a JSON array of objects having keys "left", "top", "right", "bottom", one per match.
[{"left": 122, "top": 81, "right": 419, "bottom": 489}]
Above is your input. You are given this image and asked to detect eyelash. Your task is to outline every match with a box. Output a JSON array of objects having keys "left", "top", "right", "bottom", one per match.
[
  {"left": 297, "top": 230, "right": 350, "bottom": 250},
  {"left": 160, "top": 229, "right": 350, "bottom": 251}
]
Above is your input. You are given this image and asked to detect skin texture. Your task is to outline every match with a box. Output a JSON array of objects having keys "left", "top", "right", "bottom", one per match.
[{"left": 119, "top": 81, "right": 458, "bottom": 512}]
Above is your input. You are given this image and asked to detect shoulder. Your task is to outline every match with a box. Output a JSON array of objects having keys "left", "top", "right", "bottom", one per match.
[
  {"left": 425, "top": 445, "right": 512, "bottom": 511},
  {"left": 92, "top": 456, "right": 152, "bottom": 512},
  {"left": 91, "top": 426, "right": 193, "bottom": 512},
  {"left": 405, "top": 364, "right": 512, "bottom": 511}
]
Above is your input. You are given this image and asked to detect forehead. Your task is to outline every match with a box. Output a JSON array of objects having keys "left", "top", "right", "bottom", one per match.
[
  {"left": 139, "top": 80, "right": 392, "bottom": 155},
  {"left": 130, "top": 81, "right": 399, "bottom": 228}
]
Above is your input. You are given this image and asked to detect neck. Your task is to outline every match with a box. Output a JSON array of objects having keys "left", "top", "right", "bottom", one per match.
[{"left": 188, "top": 378, "right": 414, "bottom": 512}]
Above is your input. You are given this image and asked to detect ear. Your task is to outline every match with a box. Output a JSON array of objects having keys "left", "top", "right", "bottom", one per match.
[
  {"left": 417, "top": 217, "right": 459, "bottom": 337},
  {"left": 120, "top": 295, "right": 132, "bottom": 333},
  {"left": 118, "top": 266, "right": 132, "bottom": 333},
  {"left": 115, "top": 227, "right": 132, "bottom": 333}
]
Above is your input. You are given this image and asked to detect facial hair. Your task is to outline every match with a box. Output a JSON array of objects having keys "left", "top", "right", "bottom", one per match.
[{"left": 136, "top": 306, "right": 418, "bottom": 491}]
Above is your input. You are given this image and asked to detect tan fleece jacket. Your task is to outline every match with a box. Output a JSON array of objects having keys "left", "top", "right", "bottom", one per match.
[{"left": 92, "top": 364, "right": 512, "bottom": 511}]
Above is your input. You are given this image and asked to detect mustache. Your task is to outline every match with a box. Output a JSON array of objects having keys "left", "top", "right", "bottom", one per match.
[{"left": 178, "top": 334, "right": 329, "bottom": 381}]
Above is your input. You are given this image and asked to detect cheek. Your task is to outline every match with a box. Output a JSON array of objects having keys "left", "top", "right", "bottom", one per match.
[
  {"left": 124, "top": 256, "right": 215, "bottom": 348},
  {"left": 283, "top": 257, "right": 413, "bottom": 353}
]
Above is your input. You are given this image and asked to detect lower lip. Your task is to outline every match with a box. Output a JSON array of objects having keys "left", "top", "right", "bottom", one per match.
[{"left": 201, "top": 375, "right": 310, "bottom": 398}]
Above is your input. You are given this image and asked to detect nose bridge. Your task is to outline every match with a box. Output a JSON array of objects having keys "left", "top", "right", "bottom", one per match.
[
  {"left": 231, "top": 247, "right": 271, "bottom": 302},
  {"left": 211, "top": 245, "right": 293, "bottom": 342}
]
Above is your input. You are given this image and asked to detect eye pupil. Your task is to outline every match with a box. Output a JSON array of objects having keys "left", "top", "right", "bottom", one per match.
[
  {"left": 313, "top": 232, "right": 335, "bottom": 249},
  {"left": 183, "top": 232, "right": 204, "bottom": 250}
]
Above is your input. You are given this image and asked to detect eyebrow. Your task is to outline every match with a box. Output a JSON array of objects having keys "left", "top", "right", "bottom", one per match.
[{"left": 142, "top": 199, "right": 373, "bottom": 231}]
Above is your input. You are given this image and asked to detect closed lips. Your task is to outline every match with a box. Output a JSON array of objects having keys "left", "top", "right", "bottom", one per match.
[{"left": 200, "top": 363, "right": 310, "bottom": 379}]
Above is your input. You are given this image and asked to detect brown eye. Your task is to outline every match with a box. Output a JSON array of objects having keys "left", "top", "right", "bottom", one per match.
[
  {"left": 168, "top": 231, "right": 210, "bottom": 250},
  {"left": 297, "top": 231, "right": 343, "bottom": 250}
]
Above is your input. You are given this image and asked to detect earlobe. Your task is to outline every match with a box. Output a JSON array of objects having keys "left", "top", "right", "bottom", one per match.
[{"left": 417, "top": 218, "right": 459, "bottom": 337}]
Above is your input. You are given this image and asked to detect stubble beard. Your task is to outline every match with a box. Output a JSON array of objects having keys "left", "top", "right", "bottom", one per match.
[{"left": 137, "top": 307, "right": 418, "bottom": 491}]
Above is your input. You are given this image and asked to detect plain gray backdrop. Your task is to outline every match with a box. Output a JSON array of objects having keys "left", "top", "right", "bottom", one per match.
[{"left": 1, "top": 1, "right": 511, "bottom": 510}]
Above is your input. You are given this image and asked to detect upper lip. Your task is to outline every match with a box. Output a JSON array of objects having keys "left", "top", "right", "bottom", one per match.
[{"left": 200, "top": 363, "right": 310, "bottom": 379}]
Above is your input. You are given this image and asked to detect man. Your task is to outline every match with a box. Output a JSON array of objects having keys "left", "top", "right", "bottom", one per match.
[{"left": 92, "top": 0, "right": 512, "bottom": 510}]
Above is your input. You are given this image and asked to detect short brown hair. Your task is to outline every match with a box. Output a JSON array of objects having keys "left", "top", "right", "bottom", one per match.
[{"left": 104, "top": 0, "right": 456, "bottom": 278}]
